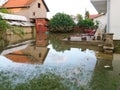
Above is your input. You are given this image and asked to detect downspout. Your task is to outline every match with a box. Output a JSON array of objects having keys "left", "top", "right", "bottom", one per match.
[{"left": 106, "top": 0, "right": 110, "bottom": 33}]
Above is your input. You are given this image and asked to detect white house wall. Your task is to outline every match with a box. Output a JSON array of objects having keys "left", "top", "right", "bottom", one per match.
[
  {"left": 110, "top": 0, "right": 120, "bottom": 40},
  {"left": 94, "top": 14, "right": 107, "bottom": 31}
]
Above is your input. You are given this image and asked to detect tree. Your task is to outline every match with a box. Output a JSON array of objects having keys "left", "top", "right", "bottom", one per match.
[
  {"left": 77, "top": 18, "right": 94, "bottom": 29},
  {"left": 85, "top": 11, "right": 89, "bottom": 19},
  {"left": 48, "top": 13, "right": 75, "bottom": 33},
  {"left": 76, "top": 14, "right": 83, "bottom": 21}
]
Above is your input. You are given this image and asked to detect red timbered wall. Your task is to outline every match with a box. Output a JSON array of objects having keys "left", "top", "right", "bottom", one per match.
[{"left": 35, "top": 18, "right": 48, "bottom": 33}]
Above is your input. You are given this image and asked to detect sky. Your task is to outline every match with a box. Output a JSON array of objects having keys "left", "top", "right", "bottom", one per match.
[
  {"left": 0, "top": 0, "right": 98, "bottom": 19},
  {"left": 44, "top": 0, "right": 98, "bottom": 19},
  {"left": 0, "top": 0, "right": 8, "bottom": 6}
]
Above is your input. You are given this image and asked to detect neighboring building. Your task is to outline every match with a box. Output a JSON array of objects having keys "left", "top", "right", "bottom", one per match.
[
  {"left": 70, "top": 15, "right": 78, "bottom": 24},
  {"left": 89, "top": 13, "right": 106, "bottom": 40},
  {"left": 0, "top": 0, "right": 49, "bottom": 33},
  {"left": 91, "top": 0, "right": 120, "bottom": 40},
  {"left": 93, "top": 14, "right": 106, "bottom": 31},
  {"left": 0, "top": 12, "right": 35, "bottom": 34},
  {"left": 89, "top": 14, "right": 104, "bottom": 19}
]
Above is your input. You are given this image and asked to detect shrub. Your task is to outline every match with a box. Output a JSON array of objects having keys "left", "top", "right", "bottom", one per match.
[
  {"left": 77, "top": 18, "right": 94, "bottom": 29},
  {"left": 48, "top": 13, "right": 75, "bottom": 33}
]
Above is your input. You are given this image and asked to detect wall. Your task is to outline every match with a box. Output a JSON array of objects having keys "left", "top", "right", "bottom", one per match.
[
  {"left": 29, "top": 0, "right": 47, "bottom": 18},
  {"left": 94, "top": 14, "right": 107, "bottom": 31},
  {"left": 35, "top": 18, "right": 48, "bottom": 33},
  {"left": 10, "top": 0, "right": 47, "bottom": 20},
  {"left": 110, "top": 0, "right": 120, "bottom": 40},
  {"left": 23, "top": 26, "right": 35, "bottom": 33},
  {"left": 6, "top": 26, "right": 35, "bottom": 36}
]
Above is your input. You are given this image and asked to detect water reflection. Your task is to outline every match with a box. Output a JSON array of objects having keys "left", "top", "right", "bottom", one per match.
[
  {"left": 7, "top": 33, "right": 34, "bottom": 44},
  {"left": 1, "top": 44, "right": 49, "bottom": 64},
  {"left": 96, "top": 52, "right": 113, "bottom": 70},
  {"left": 90, "top": 53, "right": 120, "bottom": 90},
  {"left": 0, "top": 33, "right": 49, "bottom": 64},
  {"left": 0, "top": 33, "right": 120, "bottom": 89},
  {"left": 36, "top": 32, "right": 48, "bottom": 47},
  {"left": 0, "top": 46, "right": 97, "bottom": 88}
]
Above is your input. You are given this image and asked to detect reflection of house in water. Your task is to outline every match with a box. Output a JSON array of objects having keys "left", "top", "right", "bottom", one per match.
[
  {"left": 36, "top": 32, "right": 49, "bottom": 47},
  {"left": 1, "top": 41, "right": 49, "bottom": 64}
]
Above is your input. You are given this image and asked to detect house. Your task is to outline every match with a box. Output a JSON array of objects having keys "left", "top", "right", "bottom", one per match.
[
  {"left": 91, "top": 0, "right": 120, "bottom": 40},
  {"left": 1, "top": 0, "right": 49, "bottom": 33},
  {"left": 89, "top": 13, "right": 107, "bottom": 40},
  {"left": 89, "top": 14, "right": 104, "bottom": 19}
]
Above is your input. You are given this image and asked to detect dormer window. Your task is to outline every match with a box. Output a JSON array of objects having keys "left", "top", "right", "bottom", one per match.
[{"left": 38, "top": 3, "right": 41, "bottom": 8}]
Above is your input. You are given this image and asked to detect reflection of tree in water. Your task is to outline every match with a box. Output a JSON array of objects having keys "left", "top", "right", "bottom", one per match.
[
  {"left": 49, "top": 33, "right": 100, "bottom": 52},
  {"left": 49, "top": 33, "right": 71, "bottom": 52},
  {"left": 0, "top": 37, "right": 9, "bottom": 53},
  {"left": 89, "top": 54, "right": 120, "bottom": 90}
]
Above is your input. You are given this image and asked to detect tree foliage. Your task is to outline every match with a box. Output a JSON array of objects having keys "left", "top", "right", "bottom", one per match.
[
  {"left": 48, "top": 13, "right": 75, "bottom": 33},
  {"left": 0, "top": 9, "right": 10, "bottom": 13},
  {"left": 76, "top": 14, "right": 83, "bottom": 21},
  {"left": 77, "top": 18, "right": 94, "bottom": 29},
  {"left": 76, "top": 11, "right": 99, "bottom": 30},
  {"left": 85, "top": 11, "right": 89, "bottom": 19}
]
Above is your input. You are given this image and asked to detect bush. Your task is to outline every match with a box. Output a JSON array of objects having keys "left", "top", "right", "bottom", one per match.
[
  {"left": 77, "top": 18, "right": 94, "bottom": 29},
  {"left": 48, "top": 13, "right": 75, "bottom": 33}
]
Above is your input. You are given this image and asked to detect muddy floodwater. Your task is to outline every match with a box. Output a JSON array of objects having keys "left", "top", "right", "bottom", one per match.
[{"left": 0, "top": 33, "right": 120, "bottom": 90}]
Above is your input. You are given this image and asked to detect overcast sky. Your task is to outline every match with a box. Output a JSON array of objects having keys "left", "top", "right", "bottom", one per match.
[
  {"left": 0, "top": 0, "right": 8, "bottom": 6},
  {"left": 44, "top": 0, "right": 98, "bottom": 19},
  {"left": 0, "top": 0, "right": 98, "bottom": 19}
]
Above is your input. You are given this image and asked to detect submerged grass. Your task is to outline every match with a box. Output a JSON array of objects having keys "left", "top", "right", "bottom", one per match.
[
  {"left": 0, "top": 70, "right": 120, "bottom": 90},
  {"left": 114, "top": 40, "right": 120, "bottom": 53},
  {"left": 89, "top": 70, "right": 120, "bottom": 90},
  {"left": 0, "top": 72, "right": 65, "bottom": 90},
  {"left": 14, "top": 72, "right": 69, "bottom": 90},
  {"left": 0, "top": 71, "right": 90, "bottom": 90}
]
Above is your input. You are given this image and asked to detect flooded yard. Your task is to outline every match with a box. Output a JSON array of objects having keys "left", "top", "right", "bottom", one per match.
[{"left": 0, "top": 33, "right": 120, "bottom": 90}]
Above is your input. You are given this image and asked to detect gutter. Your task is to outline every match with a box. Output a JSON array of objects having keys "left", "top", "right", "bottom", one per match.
[
  {"left": 106, "top": 0, "right": 110, "bottom": 33},
  {"left": 0, "top": 6, "right": 30, "bottom": 9}
]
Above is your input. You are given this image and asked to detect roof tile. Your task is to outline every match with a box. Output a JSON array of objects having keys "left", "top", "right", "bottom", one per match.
[
  {"left": 2, "top": 0, "right": 49, "bottom": 11},
  {"left": 3, "top": 0, "right": 36, "bottom": 7}
]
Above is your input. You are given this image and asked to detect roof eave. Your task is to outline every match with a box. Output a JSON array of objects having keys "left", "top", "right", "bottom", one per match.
[
  {"left": 91, "top": 0, "right": 107, "bottom": 13},
  {"left": 42, "top": 0, "right": 49, "bottom": 12},
  {"left": 0, "top": 5, "right": 30, "bottom": 9}
]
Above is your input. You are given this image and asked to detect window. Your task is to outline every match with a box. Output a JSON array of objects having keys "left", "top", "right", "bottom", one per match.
[
  {"left": 33, "top": 12, "right": 35, "bottom": 16},
  {"left": 38, "top": 3, "right": 41, "bottom": 8}
]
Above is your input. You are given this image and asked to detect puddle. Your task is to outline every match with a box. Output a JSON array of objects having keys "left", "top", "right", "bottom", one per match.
[
  {"left": 0, "top": 33, "right": 120, "bottom": 89},
  {"left": 0, "top": 44, "right": 97, "bottom": 88}
]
